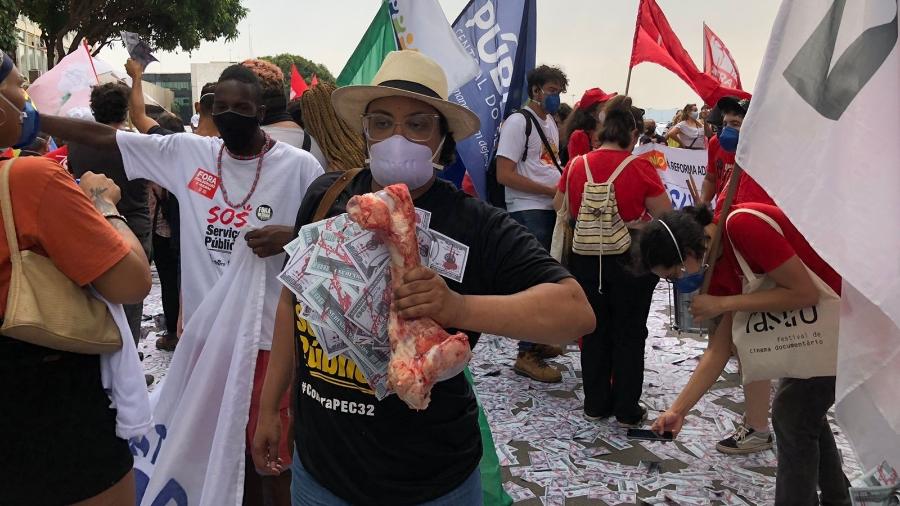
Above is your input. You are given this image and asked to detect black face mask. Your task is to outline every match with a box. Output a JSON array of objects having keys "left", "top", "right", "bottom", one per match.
[{"left": 212, "top": 111, "right": 260, "bottom": 153}]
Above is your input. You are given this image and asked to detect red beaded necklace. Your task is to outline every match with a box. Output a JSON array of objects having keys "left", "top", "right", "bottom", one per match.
[{"left": 216, "top": 132, "right": 274, "bottom": 209}]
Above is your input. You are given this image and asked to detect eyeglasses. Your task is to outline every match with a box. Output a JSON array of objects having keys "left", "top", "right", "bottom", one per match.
[{"left": 362, "top": 113, "right": 441, "bottom": 143}]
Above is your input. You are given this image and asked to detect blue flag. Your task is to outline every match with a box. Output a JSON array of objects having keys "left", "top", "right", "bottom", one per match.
[{"left": 441, "top": 0, "right": 536, "bottom": 197}]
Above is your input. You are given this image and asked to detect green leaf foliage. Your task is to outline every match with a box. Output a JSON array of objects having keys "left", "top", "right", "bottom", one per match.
[
  {"left": 0, "top": 0, "right": 19, "bottom": 54},
  {"left": 19, "top": 0, "right": 247, "bottom": 68},
  {"left": 260, "top": 53, "right": 335, "bottom": 91}
]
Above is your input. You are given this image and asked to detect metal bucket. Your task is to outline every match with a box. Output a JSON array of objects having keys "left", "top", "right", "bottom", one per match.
[{"left": 671, "top": 284, "right": 708, "bottom": 334}]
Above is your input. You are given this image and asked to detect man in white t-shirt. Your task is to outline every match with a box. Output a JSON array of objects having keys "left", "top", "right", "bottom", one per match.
[
  {"left": 494, "top": 65, "right": 569, "bottom": 383},
  {"left": 42, "top": 64, "right": 323, "bottom": 506}
]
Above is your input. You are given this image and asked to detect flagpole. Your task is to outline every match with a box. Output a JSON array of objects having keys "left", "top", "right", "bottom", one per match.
[
  {"left": 82, "top": 38, "right": 100, "bottom": 84},
  {"left": 625, "top": 65, "right": 633, "bottom": 96}
]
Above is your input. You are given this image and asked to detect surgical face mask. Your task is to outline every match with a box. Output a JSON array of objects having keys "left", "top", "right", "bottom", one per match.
[
  {"left": 674, "top": 266, "right": 708, "bottom": 293},
  {"left": 690, "top": 110, "right": 700, "bottom": 120},
  {"left": 368, "top": 134, "right": 443, "bottom": 190},
  {"left": 658, "top": 219, "right": 708, "bottom": 294},
  {"left": 718, "top": 126, "right": 740, "bottom": 153},
  {"left": 0, "top": 93, "right": 40, "bottom": 149},
  {"left": 542, "top": 92, "right": 561, "bottom": 114},
  {"left": 212, "top": 110, "right": 259, "bottom": 152}
]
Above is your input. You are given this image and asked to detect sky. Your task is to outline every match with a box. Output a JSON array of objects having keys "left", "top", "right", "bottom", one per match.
[{"left": 98, "top": 0, "right": 781, "bottom": 110}]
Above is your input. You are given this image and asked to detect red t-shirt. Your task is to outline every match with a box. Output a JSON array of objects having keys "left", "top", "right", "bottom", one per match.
[
  {"left": 559, "top": 149, "right": 666, "bottom": 221},
  {"left": 707, "top": 135, "right": 775, "bottom": 214},
  {"left": 707, "top": 135, "right": 735, "bottom": 199},
  {"left": 709, "top": 203, "right": 841, "bottom": 297},
  {"left": 567, "top": 129, "right": 592, "bottom": 160}
]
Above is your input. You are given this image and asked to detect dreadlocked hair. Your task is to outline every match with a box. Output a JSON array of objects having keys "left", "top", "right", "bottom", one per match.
[{"left": 300, "top": 83, "right": 367, "bottom": 172}]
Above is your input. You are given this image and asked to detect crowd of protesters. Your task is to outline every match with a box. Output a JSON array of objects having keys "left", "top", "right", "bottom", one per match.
[{"left": 0, "top": 46, "right": 850, "bottom": 506}]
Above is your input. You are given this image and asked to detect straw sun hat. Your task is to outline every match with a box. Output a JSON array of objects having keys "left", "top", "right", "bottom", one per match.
[{"left": 331, "top": 50, "right": 481, "bottom": 141}]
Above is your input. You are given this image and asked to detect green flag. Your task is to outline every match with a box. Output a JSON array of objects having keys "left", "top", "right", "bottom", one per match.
[
  {"left": 336, "top": 1, "right": 397, "bottom": 86},
  {"left": 465, "top": 368, "right": 513, "bottom": 506}
]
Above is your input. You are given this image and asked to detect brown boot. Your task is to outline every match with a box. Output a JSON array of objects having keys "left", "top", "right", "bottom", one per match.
[
  {"left": 514, "top": 351, "right": 562, "bottom": 383},
  {"left": 532, "top": 343, "right": 564, "bottom": 359}
]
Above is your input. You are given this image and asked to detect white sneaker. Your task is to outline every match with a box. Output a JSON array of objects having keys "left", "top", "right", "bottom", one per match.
[{"left": 716, "top": 423, "right": 773, "bottom": 455}]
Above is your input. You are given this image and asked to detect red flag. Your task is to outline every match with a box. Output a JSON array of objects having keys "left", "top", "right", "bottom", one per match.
[
  {"left": 310, "top": 74, "right": 319, "bottom": 87},
  {"left": 290, "top": 64, "right": 309, "bottom": 100},
  {"left": 703, "top": 23, "right": 743, "bottom": 90},
  {"left": 629, "top": 0, "right": 748, "bottom": 104}
]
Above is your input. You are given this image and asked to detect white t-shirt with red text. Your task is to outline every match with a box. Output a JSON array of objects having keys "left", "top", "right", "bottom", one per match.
[{"left": 117, "top": 130, "right": 323, "bottom": 349}]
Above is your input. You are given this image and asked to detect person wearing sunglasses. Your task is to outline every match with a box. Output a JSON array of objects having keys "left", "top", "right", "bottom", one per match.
[{"left": 638, "top": 203, "right": 850, "bottom": 505}]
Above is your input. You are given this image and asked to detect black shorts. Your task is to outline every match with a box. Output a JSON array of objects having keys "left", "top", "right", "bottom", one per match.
[{"left": 0, "top": 337, "right": 133, "bottom": 505}]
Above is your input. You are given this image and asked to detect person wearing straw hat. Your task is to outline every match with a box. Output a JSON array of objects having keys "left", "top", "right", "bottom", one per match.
[{"left": 252, "top": 50, "right": 595, "bottom": 505}]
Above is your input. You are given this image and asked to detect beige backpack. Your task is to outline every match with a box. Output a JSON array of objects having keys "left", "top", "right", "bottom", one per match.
[{"left": 572, "top": 154, "right": 636, "bottom": 256}]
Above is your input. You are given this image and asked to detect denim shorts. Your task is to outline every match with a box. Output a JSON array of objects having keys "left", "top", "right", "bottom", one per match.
[{"left": 290, "top": 452, "right": 483, "bottom": 506}]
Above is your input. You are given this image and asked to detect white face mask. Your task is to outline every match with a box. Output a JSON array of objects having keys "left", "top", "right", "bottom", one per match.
[
  {"left": 690, "top": 111, "right": 700, "bottom": 120},
  {"left": 367, "top": 135, "right": 444, "bottom": 191}
]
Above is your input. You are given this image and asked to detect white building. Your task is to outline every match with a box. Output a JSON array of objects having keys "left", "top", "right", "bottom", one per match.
[{"left": 190, "top": 62, "right": 236, "bottom": 104}]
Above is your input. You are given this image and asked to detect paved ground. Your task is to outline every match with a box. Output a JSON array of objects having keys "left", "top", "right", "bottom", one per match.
[{"left": 138, "top": 273, "right": 861, "bottom": 505}]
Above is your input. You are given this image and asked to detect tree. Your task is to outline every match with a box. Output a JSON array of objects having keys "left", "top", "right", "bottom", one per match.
[
  {"left": 260, "top": 53, "right": 336, "bottom": 92},
  {"left": 17, "top": 0, "right": 247, "bottom": 69},
  {"left": 0, "top": 0, "right": 19, "bottom": 55}
]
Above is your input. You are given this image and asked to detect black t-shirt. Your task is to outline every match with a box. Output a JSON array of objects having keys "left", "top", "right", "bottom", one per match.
[
  {"left": 292, "top": 169, "right": 571, "bottom": 505},
  {"left": 67, "top": 141, "right": 151, "bottom": 239}
]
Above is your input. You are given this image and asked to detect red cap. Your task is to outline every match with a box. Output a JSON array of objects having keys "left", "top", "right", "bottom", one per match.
[{"left": 577, "top": 88, "right": 617, "bottom": 110}]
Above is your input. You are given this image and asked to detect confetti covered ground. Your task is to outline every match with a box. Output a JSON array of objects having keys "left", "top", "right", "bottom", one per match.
[{"left": 138, "top": 272, "right": 862, "bottom": 505}]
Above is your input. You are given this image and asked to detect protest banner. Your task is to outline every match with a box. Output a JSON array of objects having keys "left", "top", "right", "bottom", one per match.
[
  {"left": 445, "top": 0, "right": 536, "bottom": 197},
  {"left": 737, "top": 0, "right": 900, "bottom": 471},
  {"left": 27, "top": 42, "right": 100, "bottom": 118},
  {"left": 633, "top": 143, "right": 708, "bottom": 209},
  {"left": 628, "top": 0, "right": 749, "bottom": 104},
  {"left": 132, "top": 243, "right": 266, "bottom": 506},
  {"left": 703, "top": 23, "right": 743, "bottom": 90},
  {"left": 387, "top": 0, "right": 479, "bottom": 92}
]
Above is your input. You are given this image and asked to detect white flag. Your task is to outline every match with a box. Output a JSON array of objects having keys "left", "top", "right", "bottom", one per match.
[
  {"left": 388, "top": 0, "right": 479, "bottom": 91},
  {"left": 132, "top": 242, "right": 267, "bottom": 506},
  {"left": 737, "top": 0, "right": 900, "bottom": 470}
]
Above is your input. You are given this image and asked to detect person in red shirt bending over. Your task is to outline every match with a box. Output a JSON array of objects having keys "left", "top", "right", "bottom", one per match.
[
  {"left": 699, "top": 95, "right": 780, "bottom": 457},
  {"left": 638, "top": 204, "right": 850, "bottom": 505}
]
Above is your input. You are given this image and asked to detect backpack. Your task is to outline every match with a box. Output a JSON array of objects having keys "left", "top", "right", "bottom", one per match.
[
  {"left": 301, "top": 131, "right": 312, "bottom": 152},
  {"left": 486, "top": 110, "right": 562, "bottom": 209},
  {"left": 571, "top": 154, "right": 636, "bottom": 256}
]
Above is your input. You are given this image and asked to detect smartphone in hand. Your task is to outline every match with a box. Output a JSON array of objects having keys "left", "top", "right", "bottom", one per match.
[{"left": 626, "top": 428, "right": 675, "bottom": 442}]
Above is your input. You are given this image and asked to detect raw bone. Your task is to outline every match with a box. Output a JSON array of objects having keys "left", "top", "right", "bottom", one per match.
[{"left": 347, "top": 184, "right": 472, "bottom": 410}]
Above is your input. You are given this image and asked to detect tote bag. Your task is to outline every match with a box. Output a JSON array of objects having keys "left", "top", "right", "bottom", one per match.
[
  {"left": 728, "top": 208, "right": 840, "bottom": 384},
  {"left": 549, "top": 158, "right": 577, "bottom": 265}
]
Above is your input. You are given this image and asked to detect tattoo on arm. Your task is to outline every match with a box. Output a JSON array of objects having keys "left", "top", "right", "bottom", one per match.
[{"left": 90, "top": 187, "right": 119, "bottom": 216}]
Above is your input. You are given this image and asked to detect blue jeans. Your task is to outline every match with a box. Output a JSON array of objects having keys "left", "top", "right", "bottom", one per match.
[
  {"left": 508, "top": 209, "right": 555, "bottom": 251},
  {"left": 509, "top": 209, "right": 555, "bottom": 352},
  {"left": 290, "top": 452, "right": 483, "bottom": 505}
]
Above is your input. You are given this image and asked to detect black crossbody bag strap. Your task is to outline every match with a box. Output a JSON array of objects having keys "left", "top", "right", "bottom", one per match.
[{"left": 520, "top": 109, "right": 563, "bottom": 172}]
